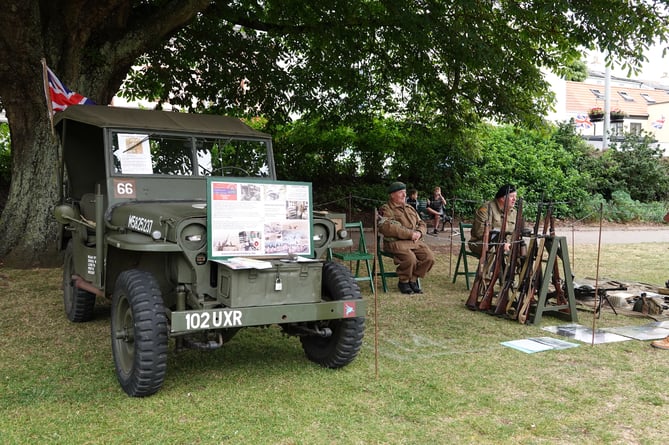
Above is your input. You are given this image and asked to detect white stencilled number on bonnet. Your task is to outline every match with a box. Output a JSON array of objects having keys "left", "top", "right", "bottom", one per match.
[{"left": 116, "top": 181, "right": 134, "bottom": 195}]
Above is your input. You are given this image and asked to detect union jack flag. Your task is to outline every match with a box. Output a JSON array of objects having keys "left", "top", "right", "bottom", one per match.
[
  {"left": 45, "top": 65, "right": 95, "bottom": 115},
  {"left": 651, "top": 115, "right": 665, "bottom": 130},
  {"left": 574, "top": 112, "right": 592, "bottom": 129}
]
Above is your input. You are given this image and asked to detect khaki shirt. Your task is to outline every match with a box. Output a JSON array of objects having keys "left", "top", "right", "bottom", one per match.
[
  {"left": 378, "top": 201, "right": 427, "bottom": 249},
  {"left": 469, "top": 199, "right": 517, "bottom": 248}
]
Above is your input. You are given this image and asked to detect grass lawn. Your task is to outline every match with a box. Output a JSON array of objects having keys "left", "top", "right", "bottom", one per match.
[{"left": 1, "top": 241, "right": 668, "bottom": 444}]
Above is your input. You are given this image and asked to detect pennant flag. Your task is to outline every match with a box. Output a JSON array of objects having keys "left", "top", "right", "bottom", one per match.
[
  {"left": 574, "top": 112, "right": 592, "bottom": 129},
  {"left": 44, "top": 63, "right": 95, "bottom": 116},
  {"left": 651, "top": 115, "right": 665, "bottom": 130}
]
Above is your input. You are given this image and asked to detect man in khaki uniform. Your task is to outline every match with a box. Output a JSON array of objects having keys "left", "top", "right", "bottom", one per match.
[
  {"left": 378, "top": 181, "right": 435, "bottom": 295},
  {"left": 468, "top": 184, "right": 519, "bottom": 256}
]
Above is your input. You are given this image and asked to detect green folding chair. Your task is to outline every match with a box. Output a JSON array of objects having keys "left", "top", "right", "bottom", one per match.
[
  {"left": 452, "top": 222, "right": 479, "bottom": 289},
  {"left": 374, "top": 233, "right": 421, "bottom": 293},
  {"left": 329, "top": 221, "right": 375, "bottom": 293}
]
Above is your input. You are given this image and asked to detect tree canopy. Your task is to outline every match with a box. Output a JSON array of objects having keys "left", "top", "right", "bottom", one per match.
[
  {"left": 1, "top": 0, "right": 668, "bottom": 266},
  {"left": 122, "top": 0, "right": 669, "bottom": 127}
]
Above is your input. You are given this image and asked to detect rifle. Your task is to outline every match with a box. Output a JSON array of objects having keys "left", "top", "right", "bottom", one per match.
[
  {"left": 508, "top": 237, "right": 534, "bottom": 319},
  {"left": 518, "top": 203, "right": 552, "bottom": 324},
  {"left": 478, "top": 199, "right": 510, "bottom": 312},
  {"left": 510, "top": 202, "right": 543, "bottom": 319},
  {"left": 494, "top": 198, "right": 523, "bottom": 316},
  {"left": 466, "top": 219, "right": 489, "bottom": 310}
]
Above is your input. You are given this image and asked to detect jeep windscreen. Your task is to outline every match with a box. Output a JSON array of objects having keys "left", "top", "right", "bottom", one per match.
[{"left": 111, "top": 132, "right": 272, "bottom": 178}]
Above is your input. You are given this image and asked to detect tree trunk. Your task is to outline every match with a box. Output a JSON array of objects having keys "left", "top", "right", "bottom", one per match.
[
  {"left": 0, "top": 47, "right": 62, "bottom": 266},
  {"left": 0, "top": 0, "right": 211, "bottom": 267},
  {"left": 0, "top": 2, "right": 61, "bottom": 266},
  {"left": 0, "top": 111, "right": 62, "bottom": 267}
]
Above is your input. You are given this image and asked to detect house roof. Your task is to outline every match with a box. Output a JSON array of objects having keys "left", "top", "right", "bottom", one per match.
[{"left": 564, "top": 81, "right": 668, "bottom": 118}]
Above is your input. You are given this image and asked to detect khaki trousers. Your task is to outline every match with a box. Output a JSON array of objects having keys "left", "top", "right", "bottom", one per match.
[{"left": 384, "top": 240, "right": 435, "bottom": 283}]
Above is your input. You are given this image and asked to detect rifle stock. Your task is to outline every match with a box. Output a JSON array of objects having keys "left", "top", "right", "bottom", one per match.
[
  {"left": 494, "top": 199, "right": 523, "bottom": 315},
  {"left": 466, "top": 220, "right": 489, "bottom": 309},
  {"left": 509, "top": 202, "right": 542, "bottom": 320},
  {"left": 518, "top": 204, "right": 552, "bottom": 324},
  {"left": 509, "top": 236, "right": 535, "bottom": 319},
  {"left": 478, "top": 199, "right": 511, "bottom": 312}
]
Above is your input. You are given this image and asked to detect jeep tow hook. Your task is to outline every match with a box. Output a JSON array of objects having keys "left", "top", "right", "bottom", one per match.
[
  {"left": 183, "top": 333, "right": 224, "bottom": 350},
  {"left": 312, "top": 326, "right": 332, "bottom": 337},
  {"left": 292, "top": 326, "right": 332, "bottom": 337}
]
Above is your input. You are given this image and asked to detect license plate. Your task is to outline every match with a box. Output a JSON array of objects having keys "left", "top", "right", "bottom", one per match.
[{"left": 174, "top": 309, "right": 243, "bottom": 332}]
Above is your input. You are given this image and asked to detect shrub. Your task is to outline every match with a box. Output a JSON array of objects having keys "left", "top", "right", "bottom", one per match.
[
  {"left": 605, "top": 131, "right": 669, "bottom": 202},
  {"left": 608, "top": 190, "right": 643, "bottom": 222}
]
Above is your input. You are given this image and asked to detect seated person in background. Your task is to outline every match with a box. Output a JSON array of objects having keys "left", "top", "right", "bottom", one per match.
[
  {"left": 426, "top": 186, "right": 447, "bottom": 234},
  {"left": 406, "top": 188, "right": 419, "bottom": 211},
  {"left": 378, "top": 181, "right": 435, "bottom": 295},
  {"left": 468, "top": 184, "right": 519, "bottom": 256}
]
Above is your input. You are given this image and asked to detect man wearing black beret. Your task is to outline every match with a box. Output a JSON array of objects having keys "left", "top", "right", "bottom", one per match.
[
  {"left": 378, "top": 181, "right": 435, "bottom": 295},
  {"left": 468, "top": 184, "right": 519, "bottom": 256}
]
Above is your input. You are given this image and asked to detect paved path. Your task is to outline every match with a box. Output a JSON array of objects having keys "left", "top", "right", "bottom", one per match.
[
  {"left": 417, "top": 224, "right": 669, "bottom": 250},
  {"left": 553, "top": 225, "right": 669, "bottom": 245}
]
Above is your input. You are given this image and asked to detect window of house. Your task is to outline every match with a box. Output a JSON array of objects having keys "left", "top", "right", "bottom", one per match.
[
  {"left": 590, "top": 89, "right": 605, "bottom": 99},
  {"left": 630, "top": 122, "right": 642, "bottom": 134},
  {"left": 618, "top": 91, "right": 634, "bottom": 101},
  {"left": 640, "top": 93, "right": 656, "bottom": 103},
  {"left": 611, "top": 122, "right": 624, "bottom": 136}
]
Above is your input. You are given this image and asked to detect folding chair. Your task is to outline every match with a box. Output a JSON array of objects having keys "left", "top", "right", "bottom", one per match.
[
  {"left": 374, "top": 233, "right": 398, "bottom": 293},
  {"left": 452, "top": 222, "right": 479, "bottom": 289},
  {"left": 373, "top": 233, "right": 422, "bottom": 293},
  {"left": 328, "top": 221, "right": 375, "bottom": 293}
]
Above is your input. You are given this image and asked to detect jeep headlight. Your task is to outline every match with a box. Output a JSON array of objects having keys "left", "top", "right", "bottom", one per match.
[
  {"left": 180, "top": 223, "right": 207, "bottom": 250},
  {"left": 312, "top": 222, "right": 330, "bottom": 249}
]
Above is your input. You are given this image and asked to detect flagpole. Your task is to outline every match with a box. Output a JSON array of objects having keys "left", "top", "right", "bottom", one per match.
[
  {"left": 603, "top": 63, "right": 610, "bottom": 150},
  {"left": 41, "top": 58, "right": 55, "bottom": 135}
]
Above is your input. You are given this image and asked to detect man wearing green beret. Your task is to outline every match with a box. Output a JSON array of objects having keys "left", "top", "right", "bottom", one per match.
[{"left": 378, "top": 181, "right": 435, "bottom": 295}]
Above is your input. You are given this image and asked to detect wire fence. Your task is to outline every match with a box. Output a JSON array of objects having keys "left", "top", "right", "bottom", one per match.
[{"left": 313, "top": 194, "right": 603, "bottom": 229}]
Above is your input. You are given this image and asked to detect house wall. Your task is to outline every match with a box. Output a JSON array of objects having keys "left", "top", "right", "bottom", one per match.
[
  {"left": 646, "top": 102, "right": 669, "bottom": 154},
  {"left": 549, "top": 71, "right": 669, "bottom": 154}
]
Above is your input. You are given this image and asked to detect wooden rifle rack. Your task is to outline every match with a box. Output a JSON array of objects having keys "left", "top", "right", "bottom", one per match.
[{"left": 529, "top": 236, "right": 578, "bottom": 325}]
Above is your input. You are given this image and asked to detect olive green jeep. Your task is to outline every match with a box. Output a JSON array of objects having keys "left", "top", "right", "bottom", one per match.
[{"left": 53, "top": 105, "right": 365, "bottom": 397}]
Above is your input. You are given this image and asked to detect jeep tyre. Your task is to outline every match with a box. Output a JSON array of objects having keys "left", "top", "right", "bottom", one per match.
[
  {"left": 300, "top": 261, "right": 365, "bottom": 368},
  {"left": 62, "top": 240, "right": 96, "bottom": 322},
  {"left": 111, "top": 270, "right": 168, "bottom": 397}
]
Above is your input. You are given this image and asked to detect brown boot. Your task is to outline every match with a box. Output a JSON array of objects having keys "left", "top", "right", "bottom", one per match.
[{"left": 651, "top": 335, "right": 669, "bottom": 349}]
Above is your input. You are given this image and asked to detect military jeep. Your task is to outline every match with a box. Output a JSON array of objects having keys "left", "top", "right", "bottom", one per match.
[{"left": 53, "top": 105, "right": 365, "bottom": 397}]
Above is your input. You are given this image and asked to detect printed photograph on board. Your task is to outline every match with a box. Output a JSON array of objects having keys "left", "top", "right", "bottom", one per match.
[{"left": 207, "top": 178, "right": 313, "bottom": 259}]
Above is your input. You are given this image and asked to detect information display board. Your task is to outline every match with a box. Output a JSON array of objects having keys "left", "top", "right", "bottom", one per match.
[{"left": 207, "top": 178, "right": 313, "bottom": 259}]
